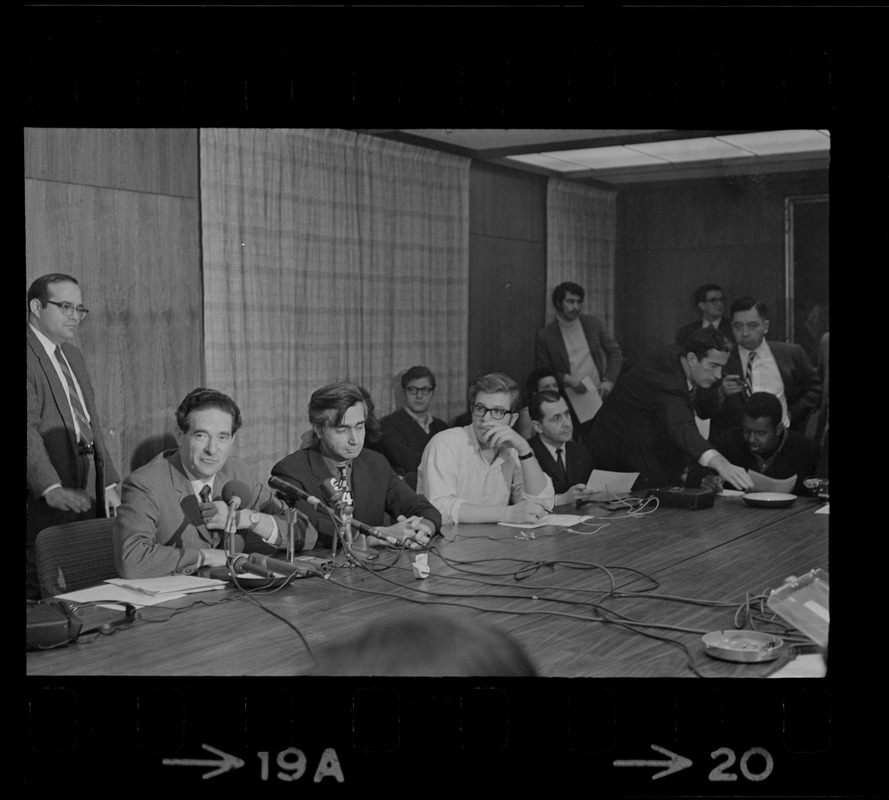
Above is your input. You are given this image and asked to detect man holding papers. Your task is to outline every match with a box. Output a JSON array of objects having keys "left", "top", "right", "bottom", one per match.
[
  {"left": 584, "top": 328, "right": 755, "bottom": 492},
  {"left": 686, "top": 392, "right": 819, "bottom": 495},
  {"left": 114, "top": 388, "right": 316, "bottom": 578},
  {"left": 527, "top": 391, "right": 596, "bottom": 506},
  {"left": 535, "top": 281, "right": 623, "bottom": 403}
]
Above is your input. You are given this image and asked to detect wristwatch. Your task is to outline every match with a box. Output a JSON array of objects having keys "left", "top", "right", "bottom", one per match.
[{"left": 246, "top": 512, "right": 261, "bottom": 530}]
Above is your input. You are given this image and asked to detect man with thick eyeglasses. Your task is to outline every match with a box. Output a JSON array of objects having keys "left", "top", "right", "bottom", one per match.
[
  {"left": 418, "top": 372, "right": 554, "bottom": 525},
  {"left": 27, "top": 273, "right": 121, "bottom": 598},
  {"left": 369, "top": 365, "right": 448, "bottom": 490},
  {"left": 675, "top": 283, "right": 733, "bottom": 350}
]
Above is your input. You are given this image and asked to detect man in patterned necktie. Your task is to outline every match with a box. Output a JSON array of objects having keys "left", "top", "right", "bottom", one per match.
[{"left": 27, "top": 273, "right": 121, "bottom": 598}]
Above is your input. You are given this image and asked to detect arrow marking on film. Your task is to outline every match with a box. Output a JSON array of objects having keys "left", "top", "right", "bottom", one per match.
[
  {"left": 162, "top": 743, "right": 245, "bottom": 779},
  {"left": 613, "top": 744, "right": 693, "bottom": 780}
]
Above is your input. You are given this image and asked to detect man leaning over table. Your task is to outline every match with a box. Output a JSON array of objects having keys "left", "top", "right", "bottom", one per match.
[
  {"left": 418, "top": 372, "right": 555, "bottom": 525},
  {"left": 113, "top": 388, "right": 317, "bottom": 579}
]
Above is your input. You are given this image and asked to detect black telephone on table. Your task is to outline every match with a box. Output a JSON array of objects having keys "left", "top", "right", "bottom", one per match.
[{"left": 26, "top": 600, "right": 83, "bottom": 651}]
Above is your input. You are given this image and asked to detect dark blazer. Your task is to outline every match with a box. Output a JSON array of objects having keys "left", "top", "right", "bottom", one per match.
[
  {"left": 272, "top": 442, "right": 442, "bottom": 548},
  {"left": 27, "top": 326, "right": 120, "bottom": 544},
  {"left": 675, "top": 318, "right": 733, "bottom": 349},
  {"left": 528, "top": 435, "right": 594, "bottom": 495},
  {"left": 369, "top": 408, "right": 448, "bottom": 490},
  {"left": 686, "top": 427, "right": 819, "bottom": 495},
  {"left": 584, "top": 345, "right": 714, "bottom": 490},
  {"left": 113, "top": 450, "right": 309, "bottom": 579},
  {"left": 708, "top": 340, "right": 822, "bottom": 436},
  {"left": 535, "top": 314, "right": 623, "bottom": 385}
]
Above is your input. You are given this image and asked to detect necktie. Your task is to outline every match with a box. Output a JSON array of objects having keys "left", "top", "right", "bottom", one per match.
[
  {"left": 54, "top": 345, "right": 93, "bottom": 447},
  {"left": 199, "top": 485, "right": 212, "bottom": 504},
  {"left": 744, "top": 351, "right": 756, "bottom": 398},
  {"left": 555, "top": 448, "right": 567, "bottom": 482}
]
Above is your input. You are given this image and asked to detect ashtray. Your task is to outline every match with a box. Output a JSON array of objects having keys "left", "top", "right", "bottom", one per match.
[{"left": 702, "top": 630, "right": 784, "bottom": 662}]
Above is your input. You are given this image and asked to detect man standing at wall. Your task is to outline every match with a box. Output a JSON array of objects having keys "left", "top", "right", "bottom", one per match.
[
  {"left": 27, "top": 273, "right": 121, "bottom": 598},
  {"left": 708, "top": 297, "right": 822, "bottom": 438},
  {"left": 535, "top": 281, "right": 623, "bottom": 401},
  {"left": 675, "top": 283, "right": 734, "bottom": 349}
]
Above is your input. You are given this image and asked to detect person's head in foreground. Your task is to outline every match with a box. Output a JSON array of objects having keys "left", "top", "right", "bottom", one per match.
[{"left": 307, "top": 610, "right": 538, "bottom": 676}]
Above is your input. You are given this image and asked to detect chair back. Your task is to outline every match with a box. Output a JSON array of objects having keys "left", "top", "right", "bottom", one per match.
[{"left": 35, "top": 518, "right": 117, "bottom": 599}]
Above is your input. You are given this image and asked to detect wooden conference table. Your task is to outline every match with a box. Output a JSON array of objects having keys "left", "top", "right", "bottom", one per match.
[{"left": 26, "top": 495, "right": 828, "bottom": 678}]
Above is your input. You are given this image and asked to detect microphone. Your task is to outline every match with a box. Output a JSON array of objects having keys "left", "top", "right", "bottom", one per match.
[
  {"left": 268, "top": 476, "right": 323, "bottom": 508},
  {"left": 318, "top": 479, "right": 398, "bottom": 545},
  {"left": 318, "top": 477, "right": 345, "bottom": 505},
  {"left": 230, "top": 552, "right": 325, "bottom": 579},
  {"left": 221, "top": 479, "right": 251, "bottom": 539}
]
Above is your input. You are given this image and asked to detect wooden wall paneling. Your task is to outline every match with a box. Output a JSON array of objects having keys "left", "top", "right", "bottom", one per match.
[
  {"left": 25, "top": 179, "right": 202, "bottom": 479},
  {"left": 468, "top": 163, "right": 547, "bottom": 400},
  {"left": 468, "top": 234, "right": 547, "bottom": 391},
  {"left": 24, "top": 128, "right": 199, "bottom": 199},
  {"left": 469, "top": 163, "right": 546, "bottom": 241},
  {"left": 615, "top": 170, "right": 829, "bottom": 362}
]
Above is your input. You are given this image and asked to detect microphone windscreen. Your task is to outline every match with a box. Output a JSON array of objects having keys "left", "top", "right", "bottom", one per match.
[
  {"left": 318, "top": 477, "right": 343, "bottom": 503},
  {"left": 222, "top": 479, "right": 252, "bottom": 505}
]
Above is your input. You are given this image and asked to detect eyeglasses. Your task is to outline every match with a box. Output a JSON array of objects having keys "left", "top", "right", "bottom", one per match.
[
  {"left": 405, "top": 386, "right": 433, "bottom": 396},
  {"left": 471, "top": 404, "right": 512, "bottom": 421},
  {"left": 46, "top": 300, "right": 90, "bottom": 319},
  {"left": 705, "top": 296, "right": 726, "bottom": 304}
]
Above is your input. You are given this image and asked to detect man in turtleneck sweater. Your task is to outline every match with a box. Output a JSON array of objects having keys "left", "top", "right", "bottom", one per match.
[{"left": 534, "top": 281, "right": 624, "bottom": 404}]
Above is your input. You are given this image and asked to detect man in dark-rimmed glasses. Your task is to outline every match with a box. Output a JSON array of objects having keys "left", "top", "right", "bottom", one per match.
[
  {"left": 370, "top": 365, "right": 448, "bottom": 490},
  {"left": 418, "top": 372, "right": 554, "bottom": 525},
  {"left": 27, "top": 272, "right": 121, "bottom": 598}
]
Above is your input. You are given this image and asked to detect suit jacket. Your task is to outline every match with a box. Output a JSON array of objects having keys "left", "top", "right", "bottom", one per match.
[
  {"left": 368, "top": 408, "right": 448, "bottom": 490},
  {"left": 584, "top": 345, "right": 713, "bottom": 490},
  {"left": 113, "top": 450, "right": 313, "bottom": 579},
  {"left": 707, "top": 340, "right": 822, "bottom": 436},
  {"left": 535, "top": 314, "right": 623, "bottom": 385},
  {"left": 528, "top": 435, "right": 594, "bottom": 495},
  {"left": 675, "top": 318, "right": 733, "bottom": 349},
  {"left": 27, "top": 326, "right": 120, "bottom": 543},
  {"left": 272, "top": 442, "right": 442, "bottom": 548},
  {"left": 686, "top": 427, "right": 819, "bottom": 495}
]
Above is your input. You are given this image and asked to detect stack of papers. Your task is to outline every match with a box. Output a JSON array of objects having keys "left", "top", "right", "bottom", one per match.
[{"left": 56, "top": 575, "right": 227, "bottom": 607}]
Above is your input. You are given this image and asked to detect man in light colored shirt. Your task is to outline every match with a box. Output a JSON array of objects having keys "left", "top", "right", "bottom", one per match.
[
  {"left": 535, "top": 281, "right": 623, "bottom": 400},
  {"left": 27, "top": 273, "right": 121, "bottom": 598},
  {"left": 418, "top": 372, "right": 555, "bottom": 525},
  {"left": 114, "top": 388, "right": 316, "bottom": 578},
  {"left": 707, "top": 297, "right": 821, "bottom": 438}
]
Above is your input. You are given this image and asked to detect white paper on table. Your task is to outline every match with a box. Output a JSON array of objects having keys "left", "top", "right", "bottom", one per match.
[
  {"left": 499, "top": 514, "right": 594, "bottom": 529},
  {"left": 564, "top": 376, "right": 602, "bottom": 423},
  {"left": 106, "top": 576, "right": 227, "bottom": 595},
  {"left": 767, "top": 653, "right": 827, "bottom": 678},
  {"left": 748, "top": 470, "right": 796, "bottom": 494},
  {"left": 54, "top": 584, "right": 188, "bottom": 607},
  {"left": 815, "top": 503, "right": 829, "bottom": 515},
  {"left": 584, "top": 469, "right": 639, "bottom": 497}
]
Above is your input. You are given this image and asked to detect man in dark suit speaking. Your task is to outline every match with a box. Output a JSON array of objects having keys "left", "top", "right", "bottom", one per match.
[
  {"left": 27, "top": 273, "right": 121, "bottom": 598},
  {"left": 114, "top": 388, "right": 316, "bottom": 578}
]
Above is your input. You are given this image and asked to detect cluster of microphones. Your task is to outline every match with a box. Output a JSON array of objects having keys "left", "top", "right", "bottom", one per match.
[{"left": 209, "top": 476, "right": 400, "bottom": 581}]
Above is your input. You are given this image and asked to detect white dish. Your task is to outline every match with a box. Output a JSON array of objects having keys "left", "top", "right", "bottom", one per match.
[{"left": 742, "top": 492, "right": 797, "bottom": 508}]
